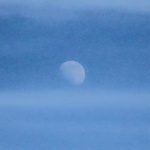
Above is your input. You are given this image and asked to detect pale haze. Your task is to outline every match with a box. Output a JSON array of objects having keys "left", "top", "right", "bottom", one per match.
[{"left": 0, "top": 0, "right": 150, "bottom": 150}]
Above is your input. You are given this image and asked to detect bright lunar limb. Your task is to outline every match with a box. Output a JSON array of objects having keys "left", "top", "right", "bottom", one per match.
[{"left": 60, "top": 61, "right": 85, "bottom": 85}]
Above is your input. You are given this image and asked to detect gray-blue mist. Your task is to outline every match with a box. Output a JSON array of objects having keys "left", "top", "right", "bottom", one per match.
[{"left": 0, "top": 1, "right": 150, "bottom": 150}]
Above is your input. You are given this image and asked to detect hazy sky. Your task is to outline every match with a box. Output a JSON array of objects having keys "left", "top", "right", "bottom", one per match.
[
  {"left": 1, "top": 0, "right": 150, "bottom": 11},
  {"left": 0, "top": 0, "right": 150, "bottom": 89},
  {"left": 0, "top": 2, "right": 150, "bottom": 150},
  {"left": 1, "top": 0, "right": 150, "bottom": 15}
]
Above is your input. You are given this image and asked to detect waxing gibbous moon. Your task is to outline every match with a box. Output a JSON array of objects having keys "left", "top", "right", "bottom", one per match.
[{"left": 60, "top": 61, "right": 85, "bottom": 85}]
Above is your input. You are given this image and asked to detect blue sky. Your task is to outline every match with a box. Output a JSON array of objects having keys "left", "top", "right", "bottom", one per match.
[
  {"left": 0, "top": 1, "right": 150, "bottom": 150},
  {"left": 1, "top": 0, "right": 150, "bottom": 20},
  {"left": 0, "top": 7, "right": 150, "bottom": 90},
  {"left": 1, "top": 0, "right": 150, "bottom": 11}
]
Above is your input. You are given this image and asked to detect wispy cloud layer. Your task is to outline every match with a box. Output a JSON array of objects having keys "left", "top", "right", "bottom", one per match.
[
  {"left": 0, "top": 90, "right": 150, "bottom": 109},
  {"left": 1, "top": 0, "right": 150, "bottom": 13}
]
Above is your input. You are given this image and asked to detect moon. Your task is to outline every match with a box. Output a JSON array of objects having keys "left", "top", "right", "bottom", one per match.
[{"left": 60, "top": 61, "right": 85, "bottom": 85}]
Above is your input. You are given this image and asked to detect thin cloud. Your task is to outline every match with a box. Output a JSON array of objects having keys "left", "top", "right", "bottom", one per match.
[{"left": 1, "top": 0, "right": 150, "bottom": 18}]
